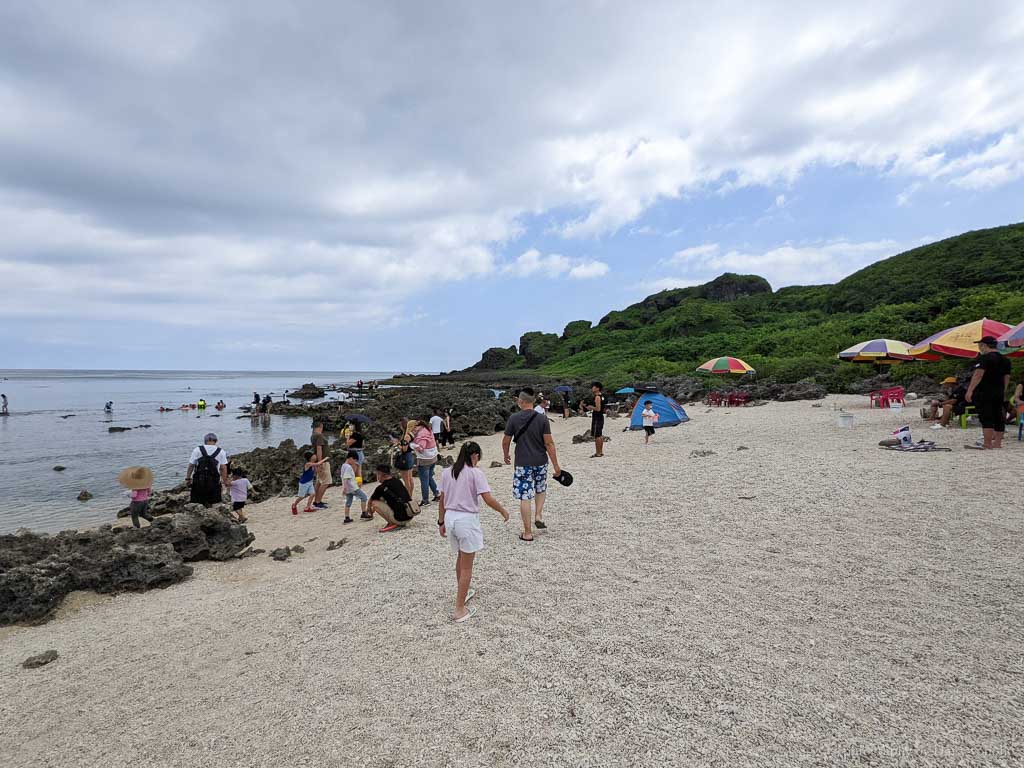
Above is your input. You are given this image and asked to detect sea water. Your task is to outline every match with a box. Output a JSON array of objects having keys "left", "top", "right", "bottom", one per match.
[{"left": 0, "top": 370, "right": 396, "bottom": 534}]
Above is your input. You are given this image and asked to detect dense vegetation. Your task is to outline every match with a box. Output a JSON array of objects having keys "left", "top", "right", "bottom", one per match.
[{"left": 466, "top": 223, "right": 1024, "bottom": 390}]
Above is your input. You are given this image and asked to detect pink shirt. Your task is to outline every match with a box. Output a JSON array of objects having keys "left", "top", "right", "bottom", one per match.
[
  {"left": 412, "top": 427, "right": 436, "bottom": 451},
  {"left": 439, "top": 466, "right": 491, "bottom": 514},
  {"left": 130, "top": 488, "right": 151, "bottom": 502}
]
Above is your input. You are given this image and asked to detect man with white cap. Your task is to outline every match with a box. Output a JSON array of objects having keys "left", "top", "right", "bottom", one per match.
[{"left": 186, "top": 432, "right": 230, "bottom": 506}]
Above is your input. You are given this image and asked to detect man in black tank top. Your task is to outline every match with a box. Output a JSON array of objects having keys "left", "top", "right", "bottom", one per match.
[{"left": 587, "top": 382, "right": 606, "bottom": 458}]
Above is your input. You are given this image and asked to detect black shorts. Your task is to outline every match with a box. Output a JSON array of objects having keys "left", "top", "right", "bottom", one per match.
[
  {"left": 232, "top": 501, "right": 246, "bottom": 511},
  {"left": 591, "top": 413, "right": 605, "bottom": 438},
  {"left": 975, "top": 398, "right": 1005, "bottom": 432},
  {"left": 644, "top": 426, "right": 655, "bottom": 436}
]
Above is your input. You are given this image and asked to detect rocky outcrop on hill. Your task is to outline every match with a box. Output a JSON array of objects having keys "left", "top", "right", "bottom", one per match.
[{"left": 0, "top": 508, "right": 254, "bottom": 625}]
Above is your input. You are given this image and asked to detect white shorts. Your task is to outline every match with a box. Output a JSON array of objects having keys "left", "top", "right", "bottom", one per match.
[{"left": 445, "top": 511, "right": 483, "bottom": 555}]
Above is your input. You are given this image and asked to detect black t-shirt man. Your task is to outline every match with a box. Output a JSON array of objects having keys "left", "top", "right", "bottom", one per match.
[
  {"left": 504, "top": 409, "right": 552, "bottom": 467},
  {"left": 371, "top": 477, "right": 414, "bottom": 521},
  {"left": 972, "top": 351, "right": 1011, "bottom": 401}
]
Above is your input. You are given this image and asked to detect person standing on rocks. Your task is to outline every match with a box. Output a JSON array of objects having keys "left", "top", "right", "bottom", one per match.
[
  {"left": 430, "top": 408, "right": 445, "bottom": 449},
  {"left": 502, "top": 389, "right": 562, "bottom": 541},
  {"left": 965, "top": 336, "right": 1012, "bottom": 449},
  {"left": 186, "top": 433, "right": 229, "bottom": 507},
  {"left": 584, "top": 382, "right": 606, "bottom": 458},
  {"left": 310, "top": 421, "right": 333, "bottom": 509}
]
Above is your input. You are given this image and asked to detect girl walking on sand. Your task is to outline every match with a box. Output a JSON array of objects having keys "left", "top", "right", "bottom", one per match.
[{"left": 438, "top": 441, "right": 510, "bottom": 623}]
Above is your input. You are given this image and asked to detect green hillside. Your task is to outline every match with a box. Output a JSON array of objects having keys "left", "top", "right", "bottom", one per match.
[{"left": 467, "top": 223, "right": 1024, "bottom": 389}]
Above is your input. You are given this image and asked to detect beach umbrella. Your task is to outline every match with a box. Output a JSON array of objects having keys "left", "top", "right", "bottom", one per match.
[
  {"left": 997, "top": 320, "right": 1024, "bottom": 348},
  {"left": 837, "top": 339, "right": 915, "bottom": 363},
  {"left": 553, "top": 385, "right": 572, "bottom": 394},
  {"left": 697, "top": 357, "right": 755, "bottom": 375},
  {"left": 615, "top": 387, "right": 636, "bottom": 395},
  {"left": 909, "top": 318, "right": 1012, "bottom": 359}
]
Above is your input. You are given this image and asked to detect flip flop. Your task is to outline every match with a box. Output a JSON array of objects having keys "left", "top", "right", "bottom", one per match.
[
  {"left": 534, "top": 520, "right": 547, "bottom": 529},
  {"left": 453, "top": 607, "right": 476, "bottom": 623},
  {"left": 965, "top": 444, "right": 986, "bottom": 450},
  {"left": 466, "top": 588, "right": 476, "bottom": 603},
  {"left": 519, "top": 534, "right": 534, "bottom": 542}
]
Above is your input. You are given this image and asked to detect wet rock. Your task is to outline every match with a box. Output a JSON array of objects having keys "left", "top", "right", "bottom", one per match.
[
  {"left": 289, "top": 383, "right": 326, "bottom": 399},
  {"left": 108, "top": 426, "right": 131, "bottom": 433},
  {"left": 269, "top": 547, "right": 292, "bottom": 561},
  {"left": 59, "top": 414, "right": 75, "bottom": 419},
  {"left": 571, "top": 432, "right": 613, "bottom": 444},
  {"left": 53, "top": 466, "right": 66, "bottom": 472},
  {"left": 77, "top": 491, "right": 93, "bottom": 502},
  {"left": 136, "top": 424, "right": 152, "bottom": 428},
  {"left": 291, "top": 545, "right": 305, "bottom": 554},
  {"left": 326, "top": 539, "right": 347, "bottom": 551},
  {"left": 22, "top": 650, "right": 59, "bottom": 669},
  {"left": 489, "top": 461, "right": 503, "bottom": 468},
  {"left": 690, "top": 449, "right": 716, "bottom": 458},
  {"left": 736, "top": 446, "right": 750, "bottom": 451},
  {"left": 0, "top": 509, "right": 253, "bottom": 625}
]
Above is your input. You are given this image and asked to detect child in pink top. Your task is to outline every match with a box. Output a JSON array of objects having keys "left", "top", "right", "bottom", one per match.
[{"left": 438, "top": 441, "right": 509, "bottom": 623}]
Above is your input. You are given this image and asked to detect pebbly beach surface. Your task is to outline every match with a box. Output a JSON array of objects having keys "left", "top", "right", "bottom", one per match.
[{"left": 1, "top": 396, "right": 1021, "bottom": 767}]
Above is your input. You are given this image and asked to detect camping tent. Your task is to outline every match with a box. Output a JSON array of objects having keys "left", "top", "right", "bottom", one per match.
[{"left": 628, "top": 392, "right": 690, "bottom": 430}]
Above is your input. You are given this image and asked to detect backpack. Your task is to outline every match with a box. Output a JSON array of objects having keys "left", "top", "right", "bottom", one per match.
[{"left": 193, "top": 446, "right": 222, "bottom": 497}]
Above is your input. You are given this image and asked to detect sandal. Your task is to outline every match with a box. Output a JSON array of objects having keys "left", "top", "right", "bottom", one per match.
[
  {"left": 519, "top": 534, "right": 534, "bottom": 542},
  {"left": 534, "top": 520, "right": 547, "bottom": 529}
]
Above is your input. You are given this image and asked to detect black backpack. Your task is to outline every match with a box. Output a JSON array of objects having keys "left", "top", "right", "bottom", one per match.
[{"left": 193, "top": 446, "right": 222, "bottom": 496}]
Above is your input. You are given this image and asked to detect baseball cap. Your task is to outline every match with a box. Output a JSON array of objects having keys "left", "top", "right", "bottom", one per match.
[
  {"left": 977, "top": 335, "right": 999, "bottom": 345},
  {"left": 553, "top": 469, "right": 574, "bottom": 487},
  {"left": 204, "top": 432, "right": 218, "bottom": 442}
]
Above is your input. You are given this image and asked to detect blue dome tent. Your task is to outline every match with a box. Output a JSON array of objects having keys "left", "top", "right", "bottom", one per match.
[{"left": 628, "top": 391, "right": 690, "bottom": 430}]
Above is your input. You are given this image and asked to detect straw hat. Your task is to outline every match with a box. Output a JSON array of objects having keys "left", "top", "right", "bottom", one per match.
[{"left": 117, "top": 466, "right": 154, "bottom": 490}]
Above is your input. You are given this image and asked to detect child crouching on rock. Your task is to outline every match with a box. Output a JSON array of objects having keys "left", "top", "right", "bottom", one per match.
[
  {"left": 118, "top": 466, "right": 155, "bottom": 528},
  {"left": 438, "top": 441, "right": 509, "bottom": 623}
]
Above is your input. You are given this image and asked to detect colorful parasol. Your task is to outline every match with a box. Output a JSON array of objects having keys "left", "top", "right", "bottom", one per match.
[
  {"left": 909, "top": 318, "right": 1012, "bottom": 359},
  {"left": 615, "top": 387, "right": 636, "bottom": 395},
  {"left": 697, "top": 357, "right": 755, "bottom": 375},
  {"left": 837, "top": 339, "right": 915, "bottom": 363},
  {"left": 997, "top": 320, "right": 1024, "bottom": 348}
]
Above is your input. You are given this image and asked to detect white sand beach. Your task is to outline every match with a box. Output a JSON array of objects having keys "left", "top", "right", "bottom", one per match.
[{"left": 2, "top": 396, "right": 1021, "bottom": 767}]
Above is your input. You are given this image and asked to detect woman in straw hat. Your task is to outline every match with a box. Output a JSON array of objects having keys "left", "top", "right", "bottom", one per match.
[{"left": 118, "top": 466, "right": 154, "bottom": 528}]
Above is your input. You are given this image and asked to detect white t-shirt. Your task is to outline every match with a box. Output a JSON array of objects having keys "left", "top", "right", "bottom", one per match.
[
  {"left": 340, "top": 462, "right": 358, "bottom": 493},
  {"left": 534, "top": 404, "right": 546, "bottom": 414},
  {"left": 189, "top": 445, "right": 229, "bottom": 467},
  {"left": 430, "top": 415, "right": 444, "bottom": 434},
  {"left": 642, "top": 408, "right": 657, "bottom": 427}
]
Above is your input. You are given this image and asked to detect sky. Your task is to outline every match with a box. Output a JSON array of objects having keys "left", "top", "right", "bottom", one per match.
[{"left": 1, "top": 1, "right": 1023, "bottom": 372}]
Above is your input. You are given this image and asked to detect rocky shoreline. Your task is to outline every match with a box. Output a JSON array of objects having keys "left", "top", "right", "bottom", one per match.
[{"left": 0, "top": 506, "right": 254, "bottom": 626}]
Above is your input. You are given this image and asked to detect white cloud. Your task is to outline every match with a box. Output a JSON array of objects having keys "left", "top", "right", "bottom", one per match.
[
  {"left": 774, "top": 194, "right": 787, "bottom": 208},
  {"left": 896, "top": 182, "right": 921, "bottom": 206},
  {"left": 667, "top": 238, "right": 904, "bottom": 287},
  {"left": 667, "top": 243, "right": 720, "bottom": 264},
  {"left": 503, "top": 249, "right": 608, "bottom": 280},
  {"left": 633, "top": 277, "right": 703, "bottom": 294},
  {"left": 568, "top": 260, "right": 610, "bottom": 279}
]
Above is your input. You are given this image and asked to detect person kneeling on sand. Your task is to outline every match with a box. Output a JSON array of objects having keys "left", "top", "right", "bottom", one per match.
[
  {"left": 292, "top": 451, "right": 326, "bottom": 515},
  {"left": 438, "top": 441, "right": 510, "bottom": 623},
  {"left": 369, "top": 464, "right": 419, "bottom": 532}
]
